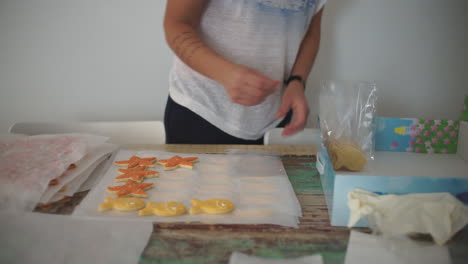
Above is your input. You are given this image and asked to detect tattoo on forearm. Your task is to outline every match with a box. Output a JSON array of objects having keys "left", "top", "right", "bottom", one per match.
[
  {"left": 175, "top": 34, "right": 196, "bottom": 53},
  {"left": 171, "top": 31, "right": 205, "bottom": 64},
  {"left": 187, "top": 39, "right": 202, "bottom": 47},
  {"left": 172, "top": 31, "right": 198, "bottom": 57},
  {"left": 186, "top": 44, "right": 204, "bottom": 63},
  {"left": 170, "top": 31, "right": 191, "bottom": 46},
  {"left": 180, "top": 39, "right": 202, "bottom": 58}
]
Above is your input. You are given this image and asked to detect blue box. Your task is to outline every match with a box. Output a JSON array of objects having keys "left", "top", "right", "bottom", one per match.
[{"left": 317, "top": 118, "right": 468, "bottom": 227}]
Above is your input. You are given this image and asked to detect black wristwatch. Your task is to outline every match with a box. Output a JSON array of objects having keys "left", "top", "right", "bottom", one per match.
[{"left": 284, "top": 75, "right": 305, "bottom": 89}]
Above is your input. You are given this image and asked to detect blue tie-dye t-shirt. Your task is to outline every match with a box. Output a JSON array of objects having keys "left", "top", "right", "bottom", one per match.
[{"left": 169, "top": 0, "right": 326, "bottom": 140}]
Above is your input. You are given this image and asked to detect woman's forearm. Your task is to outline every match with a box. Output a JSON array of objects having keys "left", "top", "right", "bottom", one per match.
[
  {"left": 289, "top": 8, "right": 324, "bottom": 83},
  {"left": 164, "top": 0, "right": 283, "bottom": 106},
  {"left": 164, "top": 16, "right": 235, "bottom": 85}
]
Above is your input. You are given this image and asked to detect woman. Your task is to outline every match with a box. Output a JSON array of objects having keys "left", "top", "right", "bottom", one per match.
[{"left": 163, "top": 0, "right": 326, "bottom": 144}]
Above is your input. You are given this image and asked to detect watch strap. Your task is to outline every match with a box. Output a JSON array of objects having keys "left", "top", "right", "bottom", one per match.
[{"left": 284, "top": 75, "right": 305, "bottom": 89}]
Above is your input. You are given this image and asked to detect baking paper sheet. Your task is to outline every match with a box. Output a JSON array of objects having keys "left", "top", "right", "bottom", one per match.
[
  {"left": 0, "top": 212, "right": 152, "bottom": 264},
  {"left": 74, "top": 150, "right": 301, "bottom": 227},
  {"left": 48, "top": 154, "right": 111, "bottom": 204},
  {"left": 0, "top": 134, "right": 108, "bottom": 211},
  {"left": 229, "top": 252, "right": 323, "bottom": 264},
  {"left": 78, "top": 151, "right": 117, "bottom": 192},
  {"left": 40, "top": 143, "right": 118, "bottom": 204}
]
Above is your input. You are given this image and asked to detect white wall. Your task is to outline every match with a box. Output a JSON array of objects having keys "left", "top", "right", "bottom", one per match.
[
  {"left": 307, "top": 0, "right": 468, "bottom": 125},
  {"left": 1, "top": 0, "right": 467, "bottom": 133},
  {"left": 0, "top": 0, "right": 172, "bottom": 133}
]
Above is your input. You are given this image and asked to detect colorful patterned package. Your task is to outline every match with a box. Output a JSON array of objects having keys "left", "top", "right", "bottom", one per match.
[{"left": 376, "top": 118, "right": 460, "bottom": 154}]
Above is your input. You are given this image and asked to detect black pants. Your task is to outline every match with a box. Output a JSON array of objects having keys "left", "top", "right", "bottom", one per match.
[{"left": 164, "top": 96, "right": 292, "bottom": 144}]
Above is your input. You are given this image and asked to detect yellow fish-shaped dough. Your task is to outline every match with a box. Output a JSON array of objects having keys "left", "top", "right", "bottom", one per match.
[
  {"left": 138, "top": 201, "right": 187, "bottom": 217},
  {"left": 98, "top": 197, "right": 145, "bottom": 212},
  {"left": 189, "top": 199, "right": 234, "bottom": 215}
]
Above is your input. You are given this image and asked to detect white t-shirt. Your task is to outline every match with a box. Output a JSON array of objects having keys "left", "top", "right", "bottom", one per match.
[{"left": 169, "top": 0, "right": 326, "bottom": 140}]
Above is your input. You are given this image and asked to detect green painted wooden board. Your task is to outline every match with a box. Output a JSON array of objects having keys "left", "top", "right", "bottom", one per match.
[{"left": 139, "top": 156, "right": 350, "bottom": 264}]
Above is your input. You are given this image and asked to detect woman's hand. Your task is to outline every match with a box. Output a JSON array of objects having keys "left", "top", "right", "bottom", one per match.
[
  {"left": 275, "top": 81, "right": 309, "bottom": 136},
  {"left": 220, "top": 64, "right": 280, "bottom": 107}
]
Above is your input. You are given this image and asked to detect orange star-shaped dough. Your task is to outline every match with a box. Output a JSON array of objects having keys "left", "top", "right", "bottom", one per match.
[
  {"left": 114, "top": 156, "right": 156, "bottom": 169},
  {"left": 106, "top": 180, "right": 154, "bottom": 198},
  {"left": 157, "top": 155, "right": 199, "bottom": 170},
  {"left": 115, "top": 167, "right": 159, "bottom": 183},
  {"left": 117, "top": 166, "right": 146, "bottom": 174}
]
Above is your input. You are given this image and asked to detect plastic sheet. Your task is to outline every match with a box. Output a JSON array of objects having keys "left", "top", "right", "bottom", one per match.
[
  {"left": 348, "top": 189, "right": 468, "bottom": 245},
  {"left": 345, "top": 230, "right": 450, "bottom": 264}
]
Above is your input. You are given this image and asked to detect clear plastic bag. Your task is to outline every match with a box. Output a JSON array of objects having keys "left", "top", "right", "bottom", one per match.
[{"left": 319, "top": 80, "right": 377, "bottom": 171}]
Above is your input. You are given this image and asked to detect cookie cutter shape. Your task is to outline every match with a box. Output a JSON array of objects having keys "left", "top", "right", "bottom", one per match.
[
  {"left": 139, "top": 201, "right": 187, "bottom": 217},
  {"left": 114, "top": 155, "right": 156, "bottom": 169},
  {"left": 189, "top": 199, "right": 235, "bottom": 215},
  {"left": 98, "top": 197, "right": 145, "bottom": 212},
  {"left": 158, "top": 155, "right": 199, "bottom": 170},
  {"left": 107, "top": 180, "right": 154, "bottom": 198}
]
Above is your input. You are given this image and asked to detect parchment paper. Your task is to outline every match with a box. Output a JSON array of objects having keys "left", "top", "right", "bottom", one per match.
[
  {"left": 74, "top": 150, "right": 302, "bottom": 227},
  {"left": 40, "top": 143, "right": 118, "bottom": 204},
  {"left": 0, "top": 134, "right": 107, "bottom": 211},
  {"left": 0, "top": 212, "right": 152, "bottom": 264}
]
